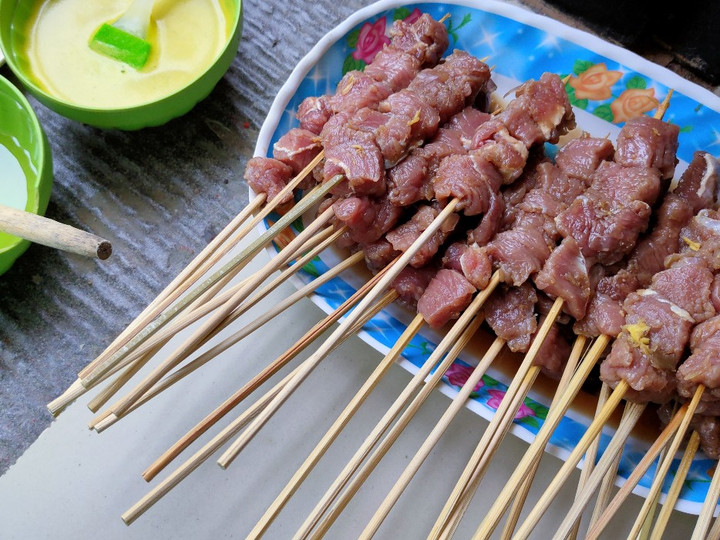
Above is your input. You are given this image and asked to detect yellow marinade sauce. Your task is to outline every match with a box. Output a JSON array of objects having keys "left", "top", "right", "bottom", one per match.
[{"left": 23, "top": 0, "right": 233, "bottom": 108}]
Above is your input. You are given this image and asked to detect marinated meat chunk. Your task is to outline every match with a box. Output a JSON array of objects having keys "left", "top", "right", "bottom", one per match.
[
  {"left": 385, "top": 13, "right": 449, "bottom": 66},
  {"left": 442, "top": 242, "right": 469, "bottom": 272},
  {"left": 328, "top": 71, "right": 393, "bottom": 115},
  {"left": 433, "top": 154, "right": 504, "bottom": 215},
  {"left": 364, "top": 48, "right": 422, "bottom": 92},
  {"left": 484, "top": 283, "right": 538, "bottom": 352},
  {"left": 554, "top": 136, "right": 614, "bottom": 185},
  {"left": 386, "top": 204, "right": 459, "bottom": 268},
  {"left": 388, "top": 154, "right": 430, "bottom": 206},
  {"left": 460, "top": 244, "right": 493, "bottom": 290},
  {"left": 573, "top": 291, "right": 625, "bottom": 337},
  {"left": 533, "top": 319, "right": 572, "bottom": 379},
  {"left": 482, "top": 227, "right": 552, "bottom": 286},
  {"left": 534, "top": 237, "right": 591, "bottom": 320},
  {"left": 615, "top": 116, "right": 680, "bottom": 180},
  {"left": 677, "top": 315, "right": 720, "bottom": 415},
  {"left": 392, "top": 265, "right": 437, "bottom": 309},
  {"left": 245, "top": 157, "right": 294, "bottom": 204},
  {"left": 297, "top": 96, "right": 331, "bottom": 134},
  {"left": 555, "top": 161, "right": 661, "bottom": 266},
  {"left": 362, "top": 238, "right": 398, "bottom": 272},
  {"left": 417, "top": 269, "right": 476, "bottom": 328},
  {"left": 332, "top": 196, "right": 403, "bottom": 245},
  {"left": 470, "top": 119, "right": 529, "bottom": 184},
  {"left": 273, "top": 128, "right": 322, "bottom": 189}
]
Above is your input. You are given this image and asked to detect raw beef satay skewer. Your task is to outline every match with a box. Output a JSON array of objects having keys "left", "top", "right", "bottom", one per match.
[
  {"left": 458, "top": 97, "right": 678, "bottom": 539},
  {"left": 275, "top": 76, "right": 575, "bottom": 536},
  {"left": 520, "top": 223, "right": 720, "bottom": 539},
  {"left": 49, "top": 13, "right": 451, "bottom": 416},
  {"left": 121, "top": 282, "right": 402, "bottom": 526},
  {"left": 362, "top": 144, "right": 596, "bottom": 535},
  {"left": 245, "top": 13, "right": 451, "bottom": 204}
]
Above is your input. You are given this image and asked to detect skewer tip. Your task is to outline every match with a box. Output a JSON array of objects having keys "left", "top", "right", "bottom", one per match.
[
  {"left": 47, "top": 378, "right": 85, "bottom": 416},
  {"left": 439, "top": 13, "right": 451, "bottom": 23}
]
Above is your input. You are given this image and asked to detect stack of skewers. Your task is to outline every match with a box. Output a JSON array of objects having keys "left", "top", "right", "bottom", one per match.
[{"left": 48, "top": 12, "right": 720, "bottom": 538}]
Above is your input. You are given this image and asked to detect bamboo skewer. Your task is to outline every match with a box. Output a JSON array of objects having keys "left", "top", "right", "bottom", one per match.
[
  {"left": 499, "top": 334, "right": 588, "bottom": 540},
  {"left": 585, "top": 393, "right": 700, "bottom": 539},
  {"left": 456, "top": 334, "right": 609, "bottom": 539},
  {"left": 692, "top": 455, "right": 720, "bottom": 539},
  {"left": 308, "top": 313, "right": 488, "bottom": 540},
  {"left": 248, "top": 314, "right": 426, "bottom": 539},
  {"left": 91, "top": 249, "right": 366, "bottom": 431},
  {"left": 651, "top": 430, "right": 700, "bottom": 539},
  {"left": 98, "top": 206, "right": 337, "bottom": 423},
  {"left": 0, "top": 203, "right": 112, "bottom": 259},
  {"left": 48, "top": 165, "right": 337, "bottom": 415},
  {"left": 214, "top": 200, "right": 461, "bottom": 468},
  {"left": 117, "top": 259, "right": 397, "bottom": 465},
  {"left": 88, "top": 224, "right": 343, "bottom": 413},
  {"left": 122, "top": 283, "right": 388, "bottom": 525},
  {"left": 709, "top": 508, "right": 720, "bottom": 540},
  {"left": 86, "top": 226, "right": 344, "bottom": 414},
  {"left": 429, "top": 298, "right": 565, "bottom": 538},
  {"left": 623, "top": 387, "right": 705, "bottom": 540},
  {"left": 294, "top": 274, "right": 499, "bottom": 540},
  {"left": 361, "top": 336, "right": 505, "bottom": 539},
  {"left": 550, "top": 401, "right": 647, "bottom": 540}
]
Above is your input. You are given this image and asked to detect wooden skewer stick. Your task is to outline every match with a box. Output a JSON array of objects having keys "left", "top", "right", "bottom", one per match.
[
  {"left": 215, "top": 200, "right": 461, "bottom": 468},
  {"left": 307, "top": 313, "right": 488, "bottom": 540},
  {"left": 99, "top": 206, "right": 337, "bottom": 423},
  {"left": 140, "top": 262, "right": 397, "bottom": 481},
  {"left": 361, "top": 336, "right": 505, "bottom": 539},
  {"left": 430, "top": 299, "right": 565, "bottom": 538},
  {"left": 0, "top": 203, "right": 112, "bottom": 260},
  {"left": 622, "top": 386, "right": 705, "bottom": 540},
  {"left": 247, "top": 314, "right": 426, "bottom": 539},
  {"left": 585, "top": 392, "right": 700, "bottom": 540},
  {"left": 550, "top": 400, "right": 647, "bottom": 540},
  {"left": 457, "top": 334, "right": 609, "bottom": 540},
  {"left": 78, "top": 152, "right": 323, "bottom": 380},
  {"left": 650, "top": 430, "right": 700, "bottom": 540},
  {"left": 637, "top": 433, "right": 676, "bottom": 540},
  {"left": 91, "top": 249, "right": 365, "bottom": 431},
  {"left": 48, "top": 167, "right": 337, "bottom": 415},
  {"left": 295, "top": 273, "right": 500, "bottom": 540},
  {"left": 122, "top": 284, "right": 386, "bottom": 525},
  {"left": 692, "top": 451, "right": 720, "bottom": 540},
  {"left": 87, "top": 226, "right": 347, "bottom": 416},
  {"left": 708, "top": 505, "right": 720, "bottom": 540},
  {"left": 499, "top": 334, "right": 588, "bottom": 540}
]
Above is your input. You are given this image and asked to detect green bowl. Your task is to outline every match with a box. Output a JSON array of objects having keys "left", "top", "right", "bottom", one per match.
[
  {"left": 0, "top": 0, "right": 243, "bottom": 130},
  {"left": 0, "top": 73, "right": 53, "bottom": 275}
]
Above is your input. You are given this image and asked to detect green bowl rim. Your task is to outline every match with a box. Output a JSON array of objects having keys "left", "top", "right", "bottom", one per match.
[
  {"left": 0, "top": 71, "right": 52, "bottom": 274},
  {"left": 0, "top": 0, "right": 243, "bottom": 115}
]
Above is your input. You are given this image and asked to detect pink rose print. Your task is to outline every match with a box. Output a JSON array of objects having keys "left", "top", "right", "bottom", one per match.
[
  {"left": 487, "top": 390, "right": 535, "bottom": 420},
  {"left": 403, "top": 8, "right": 422, "bottom": 24},
  {"left": 445, "top": 363, "right": 484, "bottom": 393},
  {"left": 352, "top": 19, "right": 390, "bottom": 64}
]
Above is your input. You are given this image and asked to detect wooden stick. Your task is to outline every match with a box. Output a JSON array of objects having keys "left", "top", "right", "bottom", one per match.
[
  {"left": 463, "top": 334, "right": 610, "bottom": 540},
  {"left": 692, "top": 452, "right": 720, "bottom": 540},
  {"left": 637, "top": 437, "right": 675, "bottom": 540},
  {"left": 49, "top": 169, "right": 339, "bottom": 415},
  {"left": 91, "top": 250, "right": 365, "bottom": 431},
  {"left": 581, "top": 382, "right": 612, "bottom": 530},
  {"left": 296, "top": 274, "right": 499, "bottom": 540},
  {"left": 309, "top": 314, "right": 487, "bottom": 540},
  {"left": 551, "top": 401, "right": 646, "bottom": 540},
  {"left": 79, "top": 152, "right": 323, "bottom": 380},
  {"left": 101, "top": 206, "right": 337, "bottom": 422},
  {"left": 140, "top": 264, "right": 396, "bottom": 481},
  {"left": 0, "top": 203, "right": 112, "bottom": 259},
  {"left": 651, "top": 430, "right": 700, "bottom": 540},
  {"left": 500, "top": 334, "right": 588, "bottom": 540},
  {"left": 78, "top": 193, "right": 265, "bottom": 380},
  {"left": 623, "top": 387, "right": 705, "bottom": 540},
  {"left": 88, "top": 225, "right": 342, "bottom": 410},
  {"left": 585, "top": 398, "right": 697, "bottom": 540},
  {"left": 708, "top": 506, "right": 720, "bottom": 540},
  {"left": 431, "top": 299, "right": 565, "bottom": 538},
  {"left": 123, "top": 287, "right": 386, "bottom": 526},
  {"left": 247, "top": 314, "right": 425, "bottom": 539},
  {"left": 362, "top": 336, "right": 506, "bottom": 539},
  {"left": 215, "top": 200, "right": 460, "bottom": 468}
]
